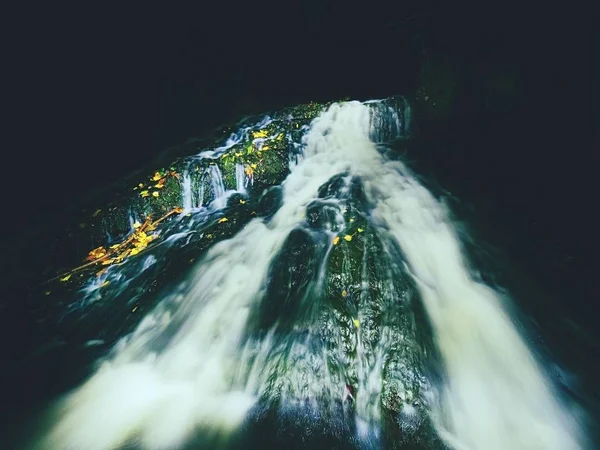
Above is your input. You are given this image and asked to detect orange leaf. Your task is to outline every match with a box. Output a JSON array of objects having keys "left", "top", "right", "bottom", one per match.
[{"left": 86, "top": 246, "right": 107, "bottom": 261}]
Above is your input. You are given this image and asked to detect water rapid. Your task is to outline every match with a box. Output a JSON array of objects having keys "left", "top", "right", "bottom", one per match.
[{"left": 33, "top": 100, "right": 585, "bottom": 450}]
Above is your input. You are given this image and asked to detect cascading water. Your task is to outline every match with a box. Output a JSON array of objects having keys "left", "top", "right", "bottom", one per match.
[
  {"left": 32, "top": 100, "right": 586, "bottom": 450},
  {"left": 236, "top": 163, "right": 247, "bottom": 192},
  {"left": 181, "top": 168, "right": 193, "bottom": 212}
]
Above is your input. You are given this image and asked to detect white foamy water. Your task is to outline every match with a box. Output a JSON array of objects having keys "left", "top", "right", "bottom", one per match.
[
  {"left": 353, "top": 101, "right": 582, "bottom": 450},
  {"left": 37, "top": 101, "right": 584, "bottom": 450},
  {"left": 39, "top": 102, "right": 382, "bottom": 450},
  {"left": 181, "top": 168, "right": 193, "bottom": 212}
]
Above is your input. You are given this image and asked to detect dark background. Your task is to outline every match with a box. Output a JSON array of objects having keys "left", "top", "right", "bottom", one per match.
[
  {"left": 5, "top": 2, "right": 594, "bottom": 224},
  {"left": 2, "top": 4, "right": 597, "bottom": 324},
  {"left": 5, "top": 2, "right": 596, "bottom": 301}
]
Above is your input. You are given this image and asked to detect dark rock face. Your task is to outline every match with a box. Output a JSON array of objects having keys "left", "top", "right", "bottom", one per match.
[
  {"left": 245, "top": 170, "right": 444, "bottom": 448},
  {"left": 257, "top": 186, "right": 283, "bottom": 219}
]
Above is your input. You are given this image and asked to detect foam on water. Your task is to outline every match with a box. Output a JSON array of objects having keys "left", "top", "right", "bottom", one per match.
[{"left": 37, "top": 101, "right": 585, "bottom": 450}]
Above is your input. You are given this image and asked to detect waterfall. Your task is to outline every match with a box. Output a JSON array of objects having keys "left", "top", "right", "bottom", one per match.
[
  {"left": 235, "top": 163, "right": 246, "bottom": 193},
  {"left": 36, "top": 101, "right": 585, "bottom": 450},
  {"left": 209, "top": 164, "right": 227, "bottom": 208},
  {"left": 181, "top": 168, "right": 193, "bottom": 212}
]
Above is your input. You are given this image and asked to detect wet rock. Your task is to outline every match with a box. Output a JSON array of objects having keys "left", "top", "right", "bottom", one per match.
[
  {"left": 257, "top": 186, "right": 283, "bottom": 219},
  {"left": 305, "top": 200, "right": 343, "bottom": 232},
  {"left": 258, "top": 228, "right": 319, "bottom": 331}
]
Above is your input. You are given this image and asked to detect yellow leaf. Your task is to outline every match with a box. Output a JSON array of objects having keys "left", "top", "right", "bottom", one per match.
[
  {"left": 129, "top": 248, "right": 140, "bottom": 256},
  {"left": 342, "top": 290, "right": 348, "bottom": 297},
  {"left": 101, "top": 281, "right": 110, "bottom": 287},
  {"left": 152, "top": 191, "right": 159, "bottom": 198},
  {"left": 251, "top": 163, "right": 257, "bottom": 169},
  {"left": 344, "top": 235, "right": 352, "bottom": 242},
  {"left": 140, "top": 190, "right": 150, "bottom": 197},
  {"left": 152, "top": 172, "right": 162, "bottom": 181},
  {"left": 138, "top": 183, "right": 144, "bottom": 188},
  {"left": 239, "top": 199, "right": 246, "bottom": 204},
  {"left": 333, "top": 236, "right": 340, "bottom": 245},
  {"left": 87, "top": 246, "right": 107, "bottom": 261},
  {"left": 262, "top": 145, "right": 270, "bottom": 150},
  {"left": 206, "top": 233, "right": 213, "bottom": 239},
  {"left": 218, "top": 217, "right": 228, "bottom": 223},
  {"left": 132, "top": 221, "right": 141, "bottom": 229},
  {"left": 252, "top": 130, "right": 268, "bottom": 138},
  {"left": 349, "top": 218, "right": 354, "bottom": 222},
  {"left": 60, "top": 274, "right": 72, "bottom": 282},
  {"left": 357, "top": 227, "right": 364, "bottom": 233},
  {"left": 353, "top": 319, "right": 360, "bottom": 328},
  {"left": 154, "top": 182, "right": 165, "bottom": 189}
]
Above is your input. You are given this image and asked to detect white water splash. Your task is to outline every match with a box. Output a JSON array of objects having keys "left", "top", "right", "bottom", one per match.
[
  {"left": 39, "top": 102, "right": 378, "bottom": 450},
  {"left": 348, "top": 101, "right": 581, "bottom": 450},
  {"left": 38, "top": 101, "right": 584, "bottom": 450},
  {"left": 244, "top": 101, "right": 584, "bottom": 449},
  {"left": 370, "top": 171, "right": 584, "bottom": 450}
]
